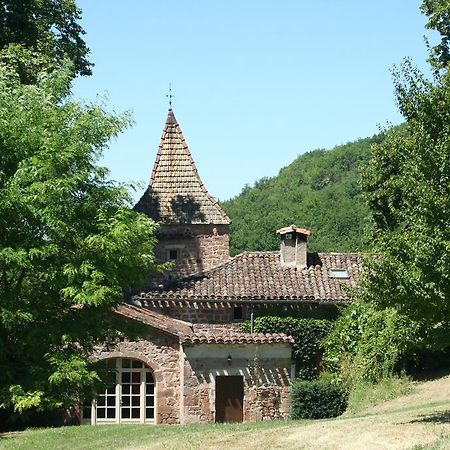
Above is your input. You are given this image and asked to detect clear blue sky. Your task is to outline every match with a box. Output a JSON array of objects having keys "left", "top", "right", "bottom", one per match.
[{"left": 73, "top": 0, "right": 433, "bottom": 203}]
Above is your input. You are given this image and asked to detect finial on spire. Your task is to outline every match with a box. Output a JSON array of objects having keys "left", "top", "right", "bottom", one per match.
[{"left": 166, "top": 83, "right": 174, "bottom": 108}]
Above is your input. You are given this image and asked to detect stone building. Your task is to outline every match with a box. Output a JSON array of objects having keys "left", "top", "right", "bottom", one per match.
[
  {"left": 85, "top": 304, "right": 293, "bottom": 425},
  {"left": 83, "top": 109, "right": 361, "bottom": 425},
  {"left": 134, "top": 109, "right": 230, "bottom": 277}
]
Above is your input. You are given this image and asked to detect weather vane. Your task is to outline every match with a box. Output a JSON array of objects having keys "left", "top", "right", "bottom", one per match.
[{"left": 166, "top": 83, "right": 174, "bottom": 108}]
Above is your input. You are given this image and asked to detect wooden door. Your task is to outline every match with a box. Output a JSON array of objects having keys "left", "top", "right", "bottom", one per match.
[{"left": 215, "top": 376, "right": 244, "bottom": 423}]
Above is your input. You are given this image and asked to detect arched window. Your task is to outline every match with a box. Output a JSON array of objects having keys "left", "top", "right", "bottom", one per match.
[{"left": 82, "top": 358, "right": 155, "bottom": 425}]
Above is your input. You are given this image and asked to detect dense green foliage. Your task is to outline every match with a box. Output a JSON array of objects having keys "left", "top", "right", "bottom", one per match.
[
  {"left": 421, "top": 0, "right": 450, "bottom": 69},
  {"left": 290, "top": 376, "right": 348, "bottom": 420},
  {"left": 242, "top": 316, "right": 333, "bottom": 379},
  {"left": 360, "top": 1, "right": 450, "bottom": 330},
  {"left": 361, "top": 71, "right": 450, "bottom": 325},
  {"left": 222, "top": 134, "right": 383, "bottom": 255},
  {"left": 322, "top": 302, "right": 420, "bottom": 383},
  {"left": 0, "top": 61, "right": 159, "bottom": 415},
  {"left": 0, "top": 0, "right": 92, "bottom": 83},
  {"left": 319, "top": 1, "right": 450, "bottom": 386}
]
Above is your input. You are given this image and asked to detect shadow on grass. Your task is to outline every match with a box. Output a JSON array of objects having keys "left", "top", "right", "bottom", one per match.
[
  {"left": 410, "top": 410, "right": 450, "bottom": 424},
  {"left": 411, "top": 366, "right": 450, "bottom": 382}
]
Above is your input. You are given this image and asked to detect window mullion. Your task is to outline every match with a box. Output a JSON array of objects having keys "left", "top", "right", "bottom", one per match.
[
  {"left": 116, "top": 359, "right": 121, "bottom": 424},
  {"left": 141, "top": 369, "right": 145, "bottom": 423}
]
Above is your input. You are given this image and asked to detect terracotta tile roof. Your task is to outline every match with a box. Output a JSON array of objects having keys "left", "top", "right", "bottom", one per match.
[
  {"left": 139, "top": 251, "right": 361, "bottom": 304},
  {"left": 186, "top": 324, "right": 294, "bottom": 344},
  {"left": 135, "top": 109, "right": 230, "bottom": 225},
  {"left": 114, "top": 303, "right": 193, "bottom": 337},
  {"left": 114, "top": 303, "right": 292, "bottom": 344}
]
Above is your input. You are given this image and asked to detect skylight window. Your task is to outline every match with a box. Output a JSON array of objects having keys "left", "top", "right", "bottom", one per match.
[{"left": 329, "top": 268, "right": 349, "bottom": 279}]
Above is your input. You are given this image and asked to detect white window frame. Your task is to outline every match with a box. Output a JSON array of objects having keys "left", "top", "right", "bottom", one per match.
[
  {"left": 328, "top": 268, "right": 349, "bottom": 279},
  {"left": 81, "top": 358, "right": 155, "bottom": 425}
]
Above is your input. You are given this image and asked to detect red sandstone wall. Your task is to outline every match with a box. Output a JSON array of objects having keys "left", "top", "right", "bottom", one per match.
[
  {"left": 148, "top": 303, "right": 236, "bottom": 323},
  {"left": 155, "top": 224, "right": 230, "bottom": 276},
  {"left": 93, "top": 336, "right": 292, "bottom": 425},
  {"left": 181, "top": 344, "right": 292, "bottom": 424},
  {"left": 93, "top": 333, "right": 182, "bottom": 425}
]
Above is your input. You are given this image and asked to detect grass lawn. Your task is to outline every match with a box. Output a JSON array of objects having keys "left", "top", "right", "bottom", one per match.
[
  {"left": 0, "top": 420, "right": 305, "bottom": 450},
  {"left": 1, "top": 375, "right": 450, "bottom": 449}
]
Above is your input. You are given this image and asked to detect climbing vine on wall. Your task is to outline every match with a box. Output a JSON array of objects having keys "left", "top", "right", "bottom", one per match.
[{"left": 241, "top": 316, "right": 333, "bottom": 380}]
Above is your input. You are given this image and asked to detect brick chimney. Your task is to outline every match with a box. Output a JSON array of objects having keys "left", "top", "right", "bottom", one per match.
[{"left": 276, "top": 225, "right": 311, "bottom": 269}]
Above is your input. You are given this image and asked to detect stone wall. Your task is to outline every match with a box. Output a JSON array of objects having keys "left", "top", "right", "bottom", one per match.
[
  {"left": 148, "top": 302, "right": 235, "bottom": 323},
  {"left": 145, "top": 302, "right": 257, "bottom": 324},
  {"left": 155, "top": 224, "right": 230, "bottom": 276},
  {"left": 181, "top": 343, "right": 292, "bottom": 424},
  {"left": 91, "top": 331, "right": 293, "bottom": 425},
  {"left": 92, "top": 331, "right": 181, "bottom": 424},
  {"left": 280, "top": 234, "right": 307, "bottom": 269}
]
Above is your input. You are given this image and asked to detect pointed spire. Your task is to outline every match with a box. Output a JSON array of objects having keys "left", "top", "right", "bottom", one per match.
[
  {"left": 135, "top": 109, "right": 231, "bottom": 225},
  {"left": 166, "top": 108, "right": 177, "bottom": 125}
]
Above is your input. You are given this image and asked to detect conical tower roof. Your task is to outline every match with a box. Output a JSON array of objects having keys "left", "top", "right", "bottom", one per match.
[{"left": 135, "top": 109, "right": 231, "bottom": 225}]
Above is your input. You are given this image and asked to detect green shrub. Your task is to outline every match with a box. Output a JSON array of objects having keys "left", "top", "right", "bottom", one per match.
[
  {"left": 241, "top": 316, "right": 333, "bottom": 379},
  {"left": 322, "top": 301, "right": 421, "bottom": 383},
  {"left": 290, "top": 375, "right": 348, "bottom": 419}
]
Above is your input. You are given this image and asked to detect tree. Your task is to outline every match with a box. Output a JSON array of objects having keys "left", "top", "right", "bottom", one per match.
[
  {"left": 0, "top": 0, "right": 92, "bottom": 83},
  {"left": 222, "top": 135, "right": 378, "bottom": 255},
  {"left": 322, "top": 301, "right": 420, "bottom": 383},
  {"left": 0, "top": 60, "right": 159, "bottom": 416},
  {"left": 361, "top": 2, "right": 450, "bottom": 330},
  {"left": 421, "top": 0, "right": 450, "bottom": 69}
]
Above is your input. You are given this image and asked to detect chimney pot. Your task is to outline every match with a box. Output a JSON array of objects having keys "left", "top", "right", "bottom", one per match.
[{"left": 276, "top": 225, "right": 311, "bottom": 269}]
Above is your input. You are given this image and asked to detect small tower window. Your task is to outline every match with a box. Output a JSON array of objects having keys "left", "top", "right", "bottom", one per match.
[
  {"left": 233, "top": 306, "right": 243, "bottom": 320},
  {"left": 167, "top": 249, "right": 180, "bottom": 261}
]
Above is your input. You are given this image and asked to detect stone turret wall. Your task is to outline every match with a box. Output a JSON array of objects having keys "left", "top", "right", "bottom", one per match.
[{"left": 155, "top": 224, "right": 230, "bottom": 276}]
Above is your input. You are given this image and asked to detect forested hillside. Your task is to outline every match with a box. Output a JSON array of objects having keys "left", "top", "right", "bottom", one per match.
[{"left": 222, "top": 132, "right": 386, "bottom": 255}]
